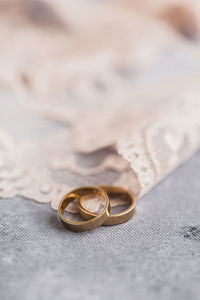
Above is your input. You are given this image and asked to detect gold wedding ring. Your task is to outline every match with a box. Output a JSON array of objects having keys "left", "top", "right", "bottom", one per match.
[
  {"left": 78, "top": 185, "right": 136, "bottom": 226},
  {"left": 58, "top": 186, "right": 110, "bottom": 232}
]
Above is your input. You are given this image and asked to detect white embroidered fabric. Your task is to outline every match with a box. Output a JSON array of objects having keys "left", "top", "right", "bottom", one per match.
[{"left": 0, "top": 0, "right": 200, "bottom": 212}]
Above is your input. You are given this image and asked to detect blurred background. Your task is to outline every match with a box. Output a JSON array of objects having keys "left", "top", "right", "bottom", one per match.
[{"left": 1, "top": 0, "right": 200, "bottom": 210}]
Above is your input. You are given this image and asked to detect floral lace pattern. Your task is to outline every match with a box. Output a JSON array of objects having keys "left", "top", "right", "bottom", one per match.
[
  {"left": 118, "top": 99, "right": 200, "bottom": 195},
  {"left": 0, "top": 0, "right": 200, "bottom": 211}
]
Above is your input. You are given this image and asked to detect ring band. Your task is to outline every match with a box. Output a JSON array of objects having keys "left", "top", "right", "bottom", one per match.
[
  {"left": 78, "top": 185, "right": 136, "bottom": 226},
  {"left": 58, "top": 186, "right": 110, "bottom": 232}
]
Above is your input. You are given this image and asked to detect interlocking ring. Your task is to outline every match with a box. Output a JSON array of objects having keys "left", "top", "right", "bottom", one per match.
[
  {"left": 78, "top": 185, "right": 136, "bottom": 226},
  {"left": 58, "top": 186, "right": 110, "bottom": 232}
]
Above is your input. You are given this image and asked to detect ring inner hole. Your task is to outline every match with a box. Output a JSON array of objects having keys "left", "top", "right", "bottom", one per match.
[
  {"left": 80, "top": 194, "right": 106, "bottom": 214},
  {"left": 81, "top": 193, "right": 130, "bottom": 214},
  {"left": 63, "top": 193, "right": 106, "bottom": 222}
]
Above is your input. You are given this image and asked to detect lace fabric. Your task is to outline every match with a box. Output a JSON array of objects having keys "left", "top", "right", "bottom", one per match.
[
  {"left": 0, "top": 0, "right": 200, "bottom": 212},
  {"left": 118, "top": 98, "right": 200, "bottom": 195}
]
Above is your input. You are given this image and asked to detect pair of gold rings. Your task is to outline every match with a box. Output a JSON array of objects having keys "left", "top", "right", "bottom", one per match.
[{"left": 58, "top": 185, "right": 136, "bottom": 232}]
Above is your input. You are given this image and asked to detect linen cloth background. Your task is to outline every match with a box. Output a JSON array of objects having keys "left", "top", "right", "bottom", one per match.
[{"left": 1, "top": 151, "right": 200, "bottom": 300}]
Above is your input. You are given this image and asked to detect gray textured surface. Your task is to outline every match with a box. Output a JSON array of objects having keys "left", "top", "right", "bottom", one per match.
[{"left": 1, "top": 151, "right": 200, "bottom": 300}]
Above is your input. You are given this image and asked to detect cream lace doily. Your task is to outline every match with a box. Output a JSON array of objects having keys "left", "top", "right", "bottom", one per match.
[{"left": 0, "top": 0, "right": 200, "bottom": 212}]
